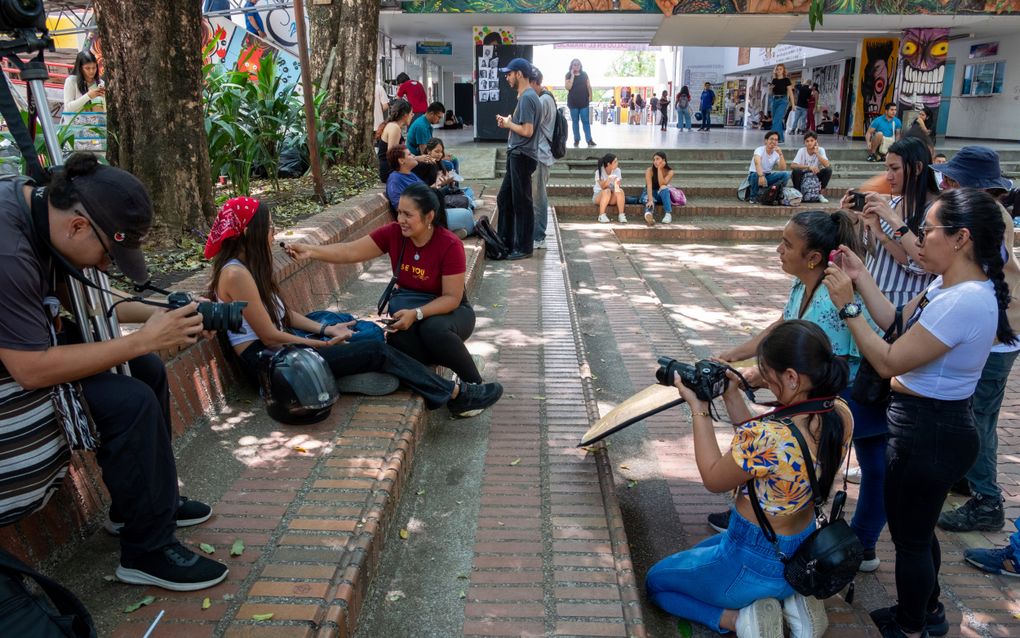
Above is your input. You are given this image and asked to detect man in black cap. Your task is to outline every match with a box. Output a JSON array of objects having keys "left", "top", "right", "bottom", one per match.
[
  {"left": 932, "top": 146, "right": 1019, "bottom": 534},
  {"left": 0, "top": 153, "right": 227, "bottom": 591},
  {"left": 495, "top": 57, "right": 541, "bottom": 260}
]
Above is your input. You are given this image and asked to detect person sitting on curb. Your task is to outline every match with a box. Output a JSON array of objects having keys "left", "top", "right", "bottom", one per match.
[
  {"left": 407, "top": 101, "right": 445, "bottom": 155},
  {"left": 745, "top": 131, "right": 790, "bottom": 204},
  {"left": 790, "top": 131, "right": 832, "bottom": 204},
  {"left": 0, "top": 154, "right": 226, "bottom": 591},
  {"left": 210, "top": 196, "right": 503, "bottom": 417},
  {"left": 386, "top": 145, "right": 474, "bottom": 238},
  {"left": 642, "top": 151, "right": 675, "bottom": 226},
  {"left": 866, "top": 102, "right": 902, "bottom": 163},
  {"left": 593, "top": 153, "right": 627, "bottom": 224},
  {"left": 931, "top": 147, "right": 1020, "bottom": 535}
]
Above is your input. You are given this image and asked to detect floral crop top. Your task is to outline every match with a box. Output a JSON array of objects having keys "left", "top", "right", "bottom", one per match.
[{"left": 730, "top": 400, "right": 852, "bottom": 516}]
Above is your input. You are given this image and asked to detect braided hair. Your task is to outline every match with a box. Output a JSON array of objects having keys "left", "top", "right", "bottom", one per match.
[{"left": 934, "top": 188, "right": 1017, "bottom": 345}]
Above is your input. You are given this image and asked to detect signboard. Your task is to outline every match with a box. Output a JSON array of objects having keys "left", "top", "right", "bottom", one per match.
[{"left": 417, "top": 41, "right": 452, "bottom": 55}]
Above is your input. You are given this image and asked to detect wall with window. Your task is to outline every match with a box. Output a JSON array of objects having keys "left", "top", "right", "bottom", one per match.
[{"left": 944, "top": 34, "right": 1020, "bottom": 140}]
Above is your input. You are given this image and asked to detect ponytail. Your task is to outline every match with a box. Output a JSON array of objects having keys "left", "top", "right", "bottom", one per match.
[
  {"left": 596, "top": 153, "right": 616, "bottom": 181},
  {"left": 790, "top": 210, "right": 863, "bottom": 261}
]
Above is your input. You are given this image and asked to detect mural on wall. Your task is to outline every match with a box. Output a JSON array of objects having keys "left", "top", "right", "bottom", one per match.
[
  {"left": 853, "top": 37, "right": 898, "bottom": 137},
  {"left": 472, "top": 26, "right": 516, "bottom": 44},
  {"left": 810, "top": 63, "right": 843, "bottom": 117},
  {"left": 201, "top": 17, "right": 300, "bottom": 88},
  {"left": 404, "top": 0, "right": 1020, "bottom": 13},
  {"left": 894, "top": 28, "right": 949, "bottom": 130}
]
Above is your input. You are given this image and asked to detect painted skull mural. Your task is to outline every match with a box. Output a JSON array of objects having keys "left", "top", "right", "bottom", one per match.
[
  {"left": 855, "top": 38, "right": 898, "bottom": 136},
  {"left": 895, "top": 28, "right": 949, "bottom": 120}
]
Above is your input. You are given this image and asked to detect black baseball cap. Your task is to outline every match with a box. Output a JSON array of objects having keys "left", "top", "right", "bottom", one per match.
[{"left": 73, "top": 165, "right": 153, "bottom": 284}]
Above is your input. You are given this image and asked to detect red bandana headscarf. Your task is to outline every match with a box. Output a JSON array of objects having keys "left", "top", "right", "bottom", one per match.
[{"left": 204, "top": 197, "right": 261, "bottom": 259}]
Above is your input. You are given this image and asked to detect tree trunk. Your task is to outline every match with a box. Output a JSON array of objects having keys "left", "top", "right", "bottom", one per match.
[
  {"left": 308, "top": 0, "right": 379, "bottom": 165},
  {"left": 93, "top": 0, "right": 214, "bottom": 245}
]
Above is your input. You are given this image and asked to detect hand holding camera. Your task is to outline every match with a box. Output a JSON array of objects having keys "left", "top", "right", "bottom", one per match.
[
  {"left": 137, "top": 303, "right": 204, "bottom": 351},
  {"left": 656, "top": 357, "right": 731, "bottom": 403}
]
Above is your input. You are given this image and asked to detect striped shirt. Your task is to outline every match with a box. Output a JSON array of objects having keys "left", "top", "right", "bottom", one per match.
[{"left": 865, "top": 196, "right": 934, "bottom": 308}]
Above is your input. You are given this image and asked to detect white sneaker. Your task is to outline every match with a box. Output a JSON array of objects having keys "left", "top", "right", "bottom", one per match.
[
  {"left": 534, "top": 239, "right": 546, "bottom": 249},
  {"left": 618, "top": 213, "right": 628, "bottom": 223},
  {"left": 782, "top": 593, "right": 828, "bottom": 638},
  {"left": 846, "top": 466, "right": 862, "bottom": 484},
  {"left": 735, "top": 598, "right": 783, "bottom": 638},
  {"left": 662, "top": 213, "right": 672, "bottom": 224},
  {"left": 597, "top": 213, "right": 610, "bottom": 223},
  {"left": 859, "top": 548, "right": 881, "bottom": 572},
  {"left": 644, "top": 209, "right": 655, "bottom": 226},
  {"left": 817, "top": 195, "right": 829, "bottom": 204}
]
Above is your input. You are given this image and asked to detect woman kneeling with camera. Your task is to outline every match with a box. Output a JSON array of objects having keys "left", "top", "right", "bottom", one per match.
[{"left": 646, "top": 320, "right": 852, "bottom": 637}]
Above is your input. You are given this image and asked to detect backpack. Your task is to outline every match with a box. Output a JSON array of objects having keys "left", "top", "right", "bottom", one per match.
[
  {"left": 0, "top": 548, "right": 97, "bottom": 638},
  {"left": 677, "top": 95, "right": 690, "bottom": 109},
  {"left": 541, "top": 90, "right": 568, "bottom": 160},
  {"left": 473, "top": 215, "right": 510, "bottom": 261},
  {"left": 783, "top": 187, "right": 803, "bottom": 206},
  {"left": 758, "top": 184, "right": 783, "bottom": 206},
  {"left": 800, "top": 172, "right": 822, "bottom": 202}
]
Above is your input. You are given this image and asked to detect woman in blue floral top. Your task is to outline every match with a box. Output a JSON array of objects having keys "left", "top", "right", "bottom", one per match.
[{"left": 646, "top": 320, "right": 853, "bottom": 637}]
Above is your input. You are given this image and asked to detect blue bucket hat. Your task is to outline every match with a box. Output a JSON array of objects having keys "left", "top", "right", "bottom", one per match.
[
  {"left": 498, "top": 58, "right": 533, "bottom": 76},
  {"left": 931, "top": 146, "right": 1013, "bottom": 191}
]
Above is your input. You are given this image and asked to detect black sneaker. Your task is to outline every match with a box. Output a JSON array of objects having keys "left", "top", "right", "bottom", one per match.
[
  {"left": 871, "top": 604, "right": 946, "bottom": 637},
  {"left": 866, "top": 153, "right": 877, "bottom": 162},
  {"left": 938, "top": 493, "right": 1005, "bottom": 532},
  {"left": 117, "top": 542, "right": 228, "bottom": 591},
  {"left": 106, "top": 497, "right": 212, "bottom": 536},
  {"left": 448, "top": 381, "right": 504, "bottom": 418},
  {"left": 707, "top": 510, "right": 730, "bottom": 533}
]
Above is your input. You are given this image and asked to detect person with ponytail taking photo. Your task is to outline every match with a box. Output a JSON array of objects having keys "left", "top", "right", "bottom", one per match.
[
  {"left": 824, "top": 188, "right": 1015, "bottom": 638},
  {"left": 647, "top": 320, "right": 852, "bottom": 637}
]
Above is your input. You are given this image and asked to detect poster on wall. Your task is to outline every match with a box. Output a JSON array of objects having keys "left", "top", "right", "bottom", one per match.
[
  {"left": 969, "top": 42, "right": 999, "bottom": 59},
  {"left": 810, "top": 63, "right": 843, "bottom": 119},
  {"left": 472, "top": 26, "right": 515, "bottom": 45},
  {"left": 853, "top": 37, "right": 898, "bottom": 137},
  {"left": 894, "top": 28, "right": 949, "bottom": 133}
]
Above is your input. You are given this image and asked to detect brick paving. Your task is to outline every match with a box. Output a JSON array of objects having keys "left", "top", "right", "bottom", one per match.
[{"left": 559, "top": 224, "right": 1020, "bottom": 638}]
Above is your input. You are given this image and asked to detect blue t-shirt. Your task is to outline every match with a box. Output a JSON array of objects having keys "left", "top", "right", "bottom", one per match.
[
  {"left": 700, "top": 89, "right": 715, "bottom": 110},
  {"left": 869, "top": 115, "right": 902, "bottom": 138},
  {"left": 244, "top": 3, "right": 265, "bottom": 35},
  {"left": 386, "top": 171, "right": 423, "bottom": 210},
  {"left": 406, "top": 115, "right": 435, "bottom": 152}
]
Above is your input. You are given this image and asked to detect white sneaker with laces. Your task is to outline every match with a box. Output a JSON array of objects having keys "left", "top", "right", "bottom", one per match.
[
  {"left": 846, "top": 466, "right": 862, "bottom": 484},
  {"left": 597, "top": 213, "right": 610, "bottom": 223},
  {"left": 735, "top": 598, "right": 783, "bottom": 638},
  {"left": 782, "top": 592, "right": 828, "bottom": 638},
  {"left": 662, "top": 213, "right": 672, "bottom": 224},
  {"left": 644, "top": 209, "right": 655, "bottom": 226},
  {"left": 534, "top": 239, "right": 546, "bottom": 249},
  {"left": 618, "top": 213, "right": 628, "bottom": 223},
  {"left": 818, "top": 195, "right": 829, "bottom": 204}
]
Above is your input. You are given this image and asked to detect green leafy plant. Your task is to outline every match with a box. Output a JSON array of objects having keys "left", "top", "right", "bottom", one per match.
[{"left": 0, "top": 111, "right": 100, "bottom": 175}]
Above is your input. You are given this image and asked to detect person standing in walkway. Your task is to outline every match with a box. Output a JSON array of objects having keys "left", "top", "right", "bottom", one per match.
[
  {"left": 243, "top": 0, "right": 267, "bottom": 39},
  {"left": 496, "top": 58, "right": 541, "bottom": 260},
  {"left": 396, "top": 72, "right": 429, "bottom": 121},
  {"left": 675, "top": 86, "right": 692, "bottom": 131},
  {"left": 565, "top": 59, "right": 595, "bottom": 148},
  {"left": 769, "top": 64, "right": 794, "bottom": 143},
  {"left": 807, "top": 82, "right": 819, "bottom": 132},
  {"left": 791, "top": 81, "right": 811, "bottom": 135},
  {"left": 530, "top": 68, "right": 557, "bottom": 251},
  {"left": 698, "top": 82, "right": 715, "bottom": 131},
  {"left": 658, "top": 90, "right": 670, "bottom": 131},
  {"left": 932, "top": 148, "right": 1020, "bottom": 535}
]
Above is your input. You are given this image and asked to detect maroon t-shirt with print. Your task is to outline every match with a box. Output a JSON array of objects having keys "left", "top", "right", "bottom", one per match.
[{"left": 370, "top": 222, "right": 466, "bottom": 297}]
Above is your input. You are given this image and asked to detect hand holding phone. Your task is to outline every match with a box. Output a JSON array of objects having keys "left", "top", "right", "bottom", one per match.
[
  {"left": 829, "top": 249, "right": 843, "bottom": 267},
  {"left": 850, "top": 191, "right": 867, "bottom": 212},
  {"left": 378, "top": 317, "right": 398, "bottom": 326}
]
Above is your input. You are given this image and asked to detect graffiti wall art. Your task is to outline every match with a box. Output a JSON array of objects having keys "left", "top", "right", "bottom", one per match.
[
  {"left": 810, "top": 63, "right": 843, "bottom": 116},
  {"left": 853, "top": 37, "right": 898, "bottom": 137},
  {"left": 403, "top": 0, "right": 1020, "bottom": 13},
  {"left": 894, "top": 27, "right": 948, "bottom": 129},
  {"left": 201, "top": 17, "right": 301, "bottom": 90}
]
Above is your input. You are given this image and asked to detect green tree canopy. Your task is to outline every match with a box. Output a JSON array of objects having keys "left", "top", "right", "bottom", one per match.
[{"left": 607, "top": 51, "right": 656, "bottom": 78}]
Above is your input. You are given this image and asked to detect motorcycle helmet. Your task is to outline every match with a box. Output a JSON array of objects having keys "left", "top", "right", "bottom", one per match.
[{"left": 257, "top": 345, "right": 338, "bottom": 425}]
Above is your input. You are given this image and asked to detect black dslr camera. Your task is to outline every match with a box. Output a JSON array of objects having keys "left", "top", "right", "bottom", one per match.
[
  {"left": 166, "top": 292, "right": 247, "bottom": 333},
  {"left": 656, "top": 357, "right": 730, "bottom": 402},
  {"left": 0, "top": 0, "right": 46, "bottom": 32}
]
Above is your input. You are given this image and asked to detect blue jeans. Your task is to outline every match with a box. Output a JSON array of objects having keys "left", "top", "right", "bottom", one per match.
[
  {"left": 840, "top": 388, "right": 890, "bottom": 550},
  {"left": 699, "top": 107, "right": 711, "bottom": 129},
  {"left": 291, "top": 310, "right": 384, "bottom": 343},
  {"left": 791, "top": 106, "right": 807, "bottom": 132},
  {"left": 532, "top": 161, "right": 550, "bottom": 242},
  {"left": 747, "top": 171, "right": 790, "bottom": 201},
  {"left": 646, "top": 507, "right": 814, "bottom": 633},
  {"left": 569, "top": 106, "right": 593, "bottom": 145},
  {"left": 648, "top": 187, "right": 672, "bottom": 214},
  {"left": 967, "top": 349, "right": 1019, "bottom": 499},
  {"left": 1010, "top": 517, "right": 1020, "bottom": 556},
  {"left": 770, "top": 96, "right": 789, "bottom": 142},
  {"left": 446, "top": 207, "right": 475, "bottom": 236},
  {"left": 677, "top": 108, "right": 691, "bottom": 129}
]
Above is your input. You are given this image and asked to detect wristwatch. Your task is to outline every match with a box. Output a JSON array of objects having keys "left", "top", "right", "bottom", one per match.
[
  {"left": 892, "top": 225, "right": 910, "bottom": 240},
  {"left": 838, "top": 302, "right": 862, "bottom": 320},
  {"left": 414, "top": 307, "right": 424, "bottom": 321}
]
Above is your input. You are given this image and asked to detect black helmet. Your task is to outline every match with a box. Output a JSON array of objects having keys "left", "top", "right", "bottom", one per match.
[{"left": 257, "top": 345, "right": 338, "bottom": 425}]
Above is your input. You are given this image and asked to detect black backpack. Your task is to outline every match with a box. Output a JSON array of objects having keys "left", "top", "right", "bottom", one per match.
[
  {"left": 541, "top": 90, "right": 568, "bottom": 160},
  {"left": 473, "top": 215, "right": 510, "bottom": 261},
  {"left": 0, "top": 549, "right": 97, "bottom": 637},
  {"left": 758, "top": 183, "right": 783, "bottom": 206}
]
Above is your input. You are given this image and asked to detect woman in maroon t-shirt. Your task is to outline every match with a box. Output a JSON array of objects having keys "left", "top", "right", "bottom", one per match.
[{"left": 286, "top": 183, "right": 482, "bottom": 383}]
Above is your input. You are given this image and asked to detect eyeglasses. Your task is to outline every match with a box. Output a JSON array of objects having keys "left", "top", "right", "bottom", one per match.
[
  {"left": 917, "top": 224, "right": 956, "bottom": 246},
  {"left": 75, "top": 207, "right": 116, "bottom": 264}
]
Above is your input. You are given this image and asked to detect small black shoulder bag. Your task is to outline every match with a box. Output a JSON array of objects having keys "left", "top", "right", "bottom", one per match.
[{"left": 746, "top": 399, "right": 864, "bottom": 602}]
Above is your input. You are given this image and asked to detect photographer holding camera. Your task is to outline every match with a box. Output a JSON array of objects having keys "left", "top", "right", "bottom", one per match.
[
  {"left": 0, "top": 154, "right": 227, "bottom": 591},
  {"left": 646, "top": 320, "right": 852, "bottom": 637}
]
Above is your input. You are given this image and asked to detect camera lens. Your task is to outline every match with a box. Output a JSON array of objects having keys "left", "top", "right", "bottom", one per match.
[{"left": 196, "top": 301, "right": 247, "bottom": 333}]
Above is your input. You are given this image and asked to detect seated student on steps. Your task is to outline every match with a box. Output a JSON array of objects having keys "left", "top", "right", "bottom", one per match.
[
  {"left": 745, "top": 131, "right": 791, "bottom": 204},
  {"left": 593, "top": 153, "right": 627, "bottom": 224}
]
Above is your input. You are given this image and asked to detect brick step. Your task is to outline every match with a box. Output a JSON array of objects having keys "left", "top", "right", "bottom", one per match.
[
  {"left": 546, "top": 184, "right": 847, "bottom": 198},
  {"left": 536, "top": 158, "right": 1020, "bottom": 174},
  {"left": 500, "top": 167, "right": 1020, "bottom": 180},
  {"left": 553, "top": 198, "right": 837, "bottom": 218},
  {"left": 497, "top": 147, "right": 1020, "bottom": 163}
]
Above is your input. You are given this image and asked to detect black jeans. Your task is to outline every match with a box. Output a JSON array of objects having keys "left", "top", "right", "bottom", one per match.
[
  {"left": 386, "top": 303, "right": 481, "bottom": 384},
  {"left": 496, "top": 150, "right": 538, "bottom": 255},
  {"left": 78, "top": 354, "right": 179, "bottom": 561},
  {"left": 241, "top": 339, "right": 456, "bottom": 409},
  {"left": 791, "top": 167, "right": 832, "bottom": 191},
  {"left": 885, "top": 392, "right": 979, "bottom": 633}
]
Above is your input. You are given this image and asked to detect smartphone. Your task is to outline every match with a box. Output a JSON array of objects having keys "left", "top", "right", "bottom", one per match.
[
  {"left": 850, "top": 191, "right": 867, "bottom": 212},
  {"left": 828, "top": 249, "right": 842, "bottom": 267},
  {"left": 378, "top": 317, "right": 398, "bottom": 326}
]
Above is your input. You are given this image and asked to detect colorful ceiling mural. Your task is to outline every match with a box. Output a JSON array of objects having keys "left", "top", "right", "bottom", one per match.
[{"left": 403, "top": 0, "right": 1020, "bottom": 14}]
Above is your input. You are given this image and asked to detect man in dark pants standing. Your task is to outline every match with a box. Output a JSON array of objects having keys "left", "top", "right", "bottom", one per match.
[
  {"left": 495, "top": 57, "right": 541, "bottom": 260},
  {"left": 0, "top": 154, "right": 227, "bottom": 591}
]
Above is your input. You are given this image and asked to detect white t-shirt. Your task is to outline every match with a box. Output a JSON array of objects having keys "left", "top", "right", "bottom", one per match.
[
  {"left": 749, "top": 146, "right": 782, "bottom": 174},
  {"left": 373, "top": 83, "right": 390, "bottom": 130},
  {"left": 792, "top": 147, "right": 828, "bottom": 169},
  {"left": 895, "top": 277, "right": 998, "bottom": 400},
  {"left": 594, "top": 167, "right": 622, "bottom": 195}
]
